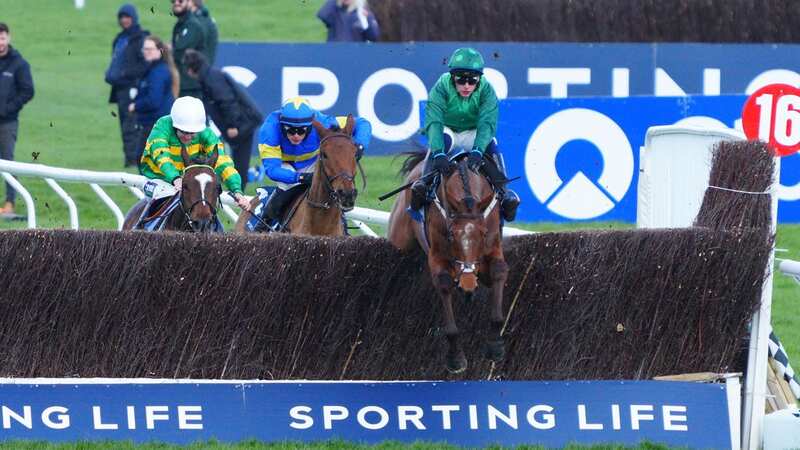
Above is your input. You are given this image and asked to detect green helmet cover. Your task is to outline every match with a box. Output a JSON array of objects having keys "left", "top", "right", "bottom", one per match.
[{"left": 447, "top": 47, "right": 485, "bottom": 74}]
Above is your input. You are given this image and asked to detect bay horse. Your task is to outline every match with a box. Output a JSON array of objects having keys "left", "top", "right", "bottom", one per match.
[
  {"left": 123, "top": 146, "right": 221, "bottom": 232},
  {"left": 387, "top": 151, "right": 507, "bottom": 373},
  {"left": 235, "top": 116, "right": 362, "bottom": 236}
]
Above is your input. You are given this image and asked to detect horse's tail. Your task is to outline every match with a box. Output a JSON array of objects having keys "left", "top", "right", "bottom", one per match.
[{"left": 398, "top": 151, "right": 427, "bottom": 178}]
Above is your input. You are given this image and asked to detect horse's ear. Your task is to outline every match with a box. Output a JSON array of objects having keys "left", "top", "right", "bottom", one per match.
[
  {"left": 312, "top": 119, "right": 328, "bottom": 138},
  {"left": 209, "top": 145, "right": 219, "bottom": 168},
  {"left": 344, "top": 114, "right": 355, "bottom": 136},
  {"left": 180, "top": 145, "right": 191, "bottom": 166}
]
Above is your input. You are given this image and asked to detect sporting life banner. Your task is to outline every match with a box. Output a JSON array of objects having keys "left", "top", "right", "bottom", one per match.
[
  {"left": 217, "top": 42, "right": 800, "bottom": 154},
  {"left": 0, "top": 380, "right": 732, "bottom": 448}
]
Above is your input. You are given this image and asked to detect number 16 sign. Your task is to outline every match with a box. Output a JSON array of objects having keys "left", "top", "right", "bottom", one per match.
[{"left": 742, "top": 83, "right": 800, "bottom": 156}]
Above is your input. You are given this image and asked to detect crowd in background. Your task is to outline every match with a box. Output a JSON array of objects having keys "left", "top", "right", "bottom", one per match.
[
  {"left": 0, "top": 0, "right": 382, "bottom": 217},
  {"left": 104, "top": 0, "right": 380, "bottom": 183}
]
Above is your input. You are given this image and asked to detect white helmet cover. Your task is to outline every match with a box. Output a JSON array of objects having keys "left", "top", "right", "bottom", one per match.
[{"left": 170, "top": 96, "right": 206, "bottom": 133}]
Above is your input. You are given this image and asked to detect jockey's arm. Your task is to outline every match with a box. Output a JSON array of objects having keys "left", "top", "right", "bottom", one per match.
[
  {"left": 259, "top": 142, "right": 302, "bottom": 184},
  {"left": 423, "top": 79, "right": 449, "bottom": 156},
  {"left": 351, "top": 116, "right": 372, "bottom": 150},
  {"left": 473, "top": 84, "right": 499, "bottom": 154},
  {"left": 148, "top": 140, "right": 181, "bottom": 183},
  {"left": 205, "top": 140, "right": 244, "bottom": 196}
]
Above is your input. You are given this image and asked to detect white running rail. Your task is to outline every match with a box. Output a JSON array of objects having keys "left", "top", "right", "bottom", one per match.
[{"left": 0, "top": 159, "right": 532, "bottom": 236}]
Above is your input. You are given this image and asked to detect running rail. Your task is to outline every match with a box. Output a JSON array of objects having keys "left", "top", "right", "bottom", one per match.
[{"left": 0, "top": 159, "right": 536, "bottom": 236}]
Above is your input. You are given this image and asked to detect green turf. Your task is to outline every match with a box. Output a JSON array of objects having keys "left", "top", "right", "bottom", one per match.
[{"left": 1, "top": 0, "right": 798, "bottom": 386}]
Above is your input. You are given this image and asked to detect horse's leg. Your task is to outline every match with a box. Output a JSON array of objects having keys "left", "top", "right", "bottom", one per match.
[
  {"left": 431, "top": 258, "right": 466, "bottom": 373},
  {"left": 485, "top": 256, "right": 509, "bottom": 363},
  {"left": 387, "top": 190, "right": 418, "bottom": 250},
  {"left": 122, "top": 199, "right": 147, "bottom": 230}
]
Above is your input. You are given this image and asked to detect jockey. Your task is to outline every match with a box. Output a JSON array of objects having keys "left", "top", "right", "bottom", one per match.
[
  {"left": 410, "top": 47, "right": 520, "bottom": 222},
  {"left": 139, "top": 96, "right": 251, "bottom": 211},
  {"left": 256, "top": 96, "right": 372, "bottom": 224}
]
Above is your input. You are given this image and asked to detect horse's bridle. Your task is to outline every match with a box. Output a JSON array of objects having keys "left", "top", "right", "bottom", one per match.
[
  {"left": 430, "top": 165, "right": 500, "bottom": 280},
  {"left": 179, "top": 164, "right": 219, "bottom": 231},
  {"left": 306, "top": 133, "right": 366, "bottom": 211}
]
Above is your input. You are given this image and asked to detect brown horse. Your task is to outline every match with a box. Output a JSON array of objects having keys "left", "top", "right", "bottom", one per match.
[
  {"left": 387, "top": 152, "right": 508, "bottom": 373},
  {"left": 123, "top": 147, "right": 221, "bottom": 232},
  {"left": 235, "top": 116, "right": 362, "bottom": 236}
]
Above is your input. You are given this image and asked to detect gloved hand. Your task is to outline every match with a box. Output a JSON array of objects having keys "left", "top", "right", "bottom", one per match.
[
  {"left": 355, "top": 144, "right": 365, "bottom": 161},
  {"left": 432, "top": 153, "right": 451, "bottom": 176},
  {"left": 298, "top": 172, "right": 313, "bottom": 185},
  {"left": 172, "top": 177, "right": 183, "bottom": 191},
  {"left": 233, "top": 192, "right": 250, "bottom": 211},
  {"left": 467, "top": 150, "right": 484, "bottom": 171}
]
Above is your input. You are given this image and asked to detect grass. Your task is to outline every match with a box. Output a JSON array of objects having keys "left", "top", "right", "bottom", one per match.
[
  {"left": 0, "top": 441, "right": 678, "bottom": 450},
  {"left": 0, "top": 0, "right": 798, "bottom": 405}
]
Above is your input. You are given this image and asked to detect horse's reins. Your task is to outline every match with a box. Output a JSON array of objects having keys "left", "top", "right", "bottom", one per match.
[
  {"left": 429, "top": 161, "right": 500, "bottom": 280},
  {"left": 179, "top": 163, "right": 219, "bottom": 230},
  {"left": 306, "top": 133, "right": 366, "bottom": 211}
]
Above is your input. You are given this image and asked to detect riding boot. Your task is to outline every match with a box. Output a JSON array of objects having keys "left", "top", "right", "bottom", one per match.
[
  {"left": 494, "top": 152, "right": 520, "bottom": 222},
  {"left": 410, "top": 151, "right": 436, "bottom": 210},
  {"left": 258, "top": 188, "right": 294, "bottom": 230}
]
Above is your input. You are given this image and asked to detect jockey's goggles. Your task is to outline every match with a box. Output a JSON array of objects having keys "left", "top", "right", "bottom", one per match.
[
  {"left": 282, "top": 124, "right": 310, "bottom": 137},
  {"left": 454, "top": 74, "right": 480, "bottom": 86},
  {"left": 174, "top": 128, "right": 197, "bottom": 137}
]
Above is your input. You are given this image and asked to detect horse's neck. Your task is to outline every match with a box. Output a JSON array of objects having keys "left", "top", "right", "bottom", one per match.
[{"left": 294, "top": 164, "right": 343, "bottom": 235}]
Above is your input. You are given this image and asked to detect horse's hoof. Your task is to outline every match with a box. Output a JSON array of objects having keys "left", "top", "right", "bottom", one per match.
[
  {"left": 485, "top": 339, "right": 505, "bottom": 363},
  {"left": 446, "top": 352, "right": 468, "bottom": 374}
]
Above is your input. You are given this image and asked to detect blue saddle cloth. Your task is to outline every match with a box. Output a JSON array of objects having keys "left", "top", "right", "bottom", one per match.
[
  {"left": 245, "top": 186, "right": 350, "bottom": 235},
  {"left": 245, "top": 186, "right": 278, "bottom": 232},
  {"left": 140, "top": 195, "right": 223, "bottom": 232}
]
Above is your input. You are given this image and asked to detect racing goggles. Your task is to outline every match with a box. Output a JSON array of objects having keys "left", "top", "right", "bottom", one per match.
[
  {"left": 282, "top": 124, "right": 310, "bottom": 136},
  {"left": 453, "top": 73, "right": 480, "bottom": 86}
]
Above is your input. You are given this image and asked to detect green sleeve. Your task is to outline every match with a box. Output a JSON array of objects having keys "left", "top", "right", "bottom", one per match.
[
  {"left": 423, "top": 76, "right": 449, "bottom": 155},
  {"left": 147, "top": 118, "right": 181, "bottom": 182},
  {"left": 473, "top": 83, "right": 499, "bottom": 153},
  {"left": 201, "top": 132, "right": 243, "bottom": 195}
]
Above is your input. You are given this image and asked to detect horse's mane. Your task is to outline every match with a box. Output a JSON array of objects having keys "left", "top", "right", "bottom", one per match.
[
  {"left": 398, "top": 151, "right": 427, "bottom": 178},
  {"left": 456, "top": 161, "right": 475, "bottom": 209}
]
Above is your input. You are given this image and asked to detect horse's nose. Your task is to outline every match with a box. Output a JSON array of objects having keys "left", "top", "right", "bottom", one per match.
[
  {"left": 193, "top": 218, "right": 212, "bottom": 233},
  {"left": 337, "top": 189, "right": 357, "bottom": 210}
]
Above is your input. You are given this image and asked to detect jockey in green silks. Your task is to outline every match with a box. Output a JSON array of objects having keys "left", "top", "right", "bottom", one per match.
[{"left": 411, "top": 47, "right": 519, "bottom": 222}]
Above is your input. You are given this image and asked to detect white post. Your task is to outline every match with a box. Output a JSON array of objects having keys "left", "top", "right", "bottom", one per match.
[
  {"left": 75, "top": 0, "right": 85, "bottom": 9},
  {"left": 742, "top": 156, "right": 781, "bottom": 449}
]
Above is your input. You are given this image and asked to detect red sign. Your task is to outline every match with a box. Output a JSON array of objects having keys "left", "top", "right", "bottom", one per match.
[{"left": 742, "top": 83, "right": 800, "bottom": 156}]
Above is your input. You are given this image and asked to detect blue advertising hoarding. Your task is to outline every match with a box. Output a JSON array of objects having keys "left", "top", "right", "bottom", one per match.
[
  {"left": 0, "top": 380, "right": 731, "bottom": 448},
  {"left": 218, "top": 42, "right": 800, "bottom": 222},
  {"left": 495, "top": 95, "right": 750, "bottom": 222},
  {"left": 217, "top": 42, "right": 800, "bottom": 154}
]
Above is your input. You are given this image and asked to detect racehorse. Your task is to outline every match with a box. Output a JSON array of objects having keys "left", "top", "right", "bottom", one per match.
[
  {"left": 235, "top": 116, "right": 363, "bottom": 236},
  {"left": 387, "top": 151, "right": 507, "bottom": 373},
  {"left": 123, "top": 146, "right": 221, "bottom": 232}
]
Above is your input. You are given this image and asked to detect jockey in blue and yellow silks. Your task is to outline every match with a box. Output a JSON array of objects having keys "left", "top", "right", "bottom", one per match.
[{"left": 256, "top": 97, "right": 372, "bottom": 223}]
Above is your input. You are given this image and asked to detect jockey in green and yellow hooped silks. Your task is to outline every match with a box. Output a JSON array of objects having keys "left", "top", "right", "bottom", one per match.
[
  {"left": 138, "top": 96, "right": 251, "bottom": 218},
  {"left": 411, "top": 47, "right": 520, "bottom": 222}
]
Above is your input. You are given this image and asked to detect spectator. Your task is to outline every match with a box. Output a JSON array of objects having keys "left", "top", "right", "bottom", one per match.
[
  {"left": 0, "top": 22, "right": 34, "bottom": 216},
  {"left": 183, "top": 50, "right": 264, "bottom": 190},
  {"left": 105, "top": 3, "right": 149, "bottom": 168},
  {"left": 172, "top": 0, "right": 206, "bottom": 99},
  {"left": 129, "top": 36, "right": 178, "bottom": 170},
  {"left": 317, "top": 0, "right": 380, "bottom": 42},
  {"left": 190, "top": 0, "right": 218, "bottom": 64}
]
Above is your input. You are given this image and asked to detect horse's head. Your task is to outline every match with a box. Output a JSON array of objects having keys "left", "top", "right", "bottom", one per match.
[
  {"left": 311, "top": 116, "right": 360, "bottom": 211},
  {"left": 437, "top": 158, "right": 498, "bottom": 292},
  {"left": 180, "top": 146, "right": 220, "bottom": 232}
]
